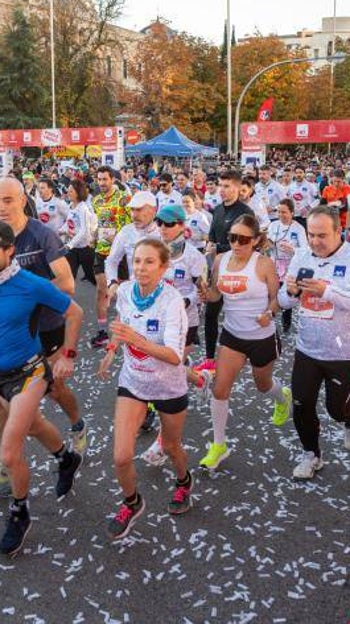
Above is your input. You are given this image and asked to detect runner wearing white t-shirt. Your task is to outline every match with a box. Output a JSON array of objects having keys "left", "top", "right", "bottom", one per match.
[
  {"left": 36, "top": 178, "right": 69, "bottom": 235},
  {"left": 98, "top": 239, "right": 192, "bottom": 540},
  {"left": 268, "top": 198, "right": 308, "bottom": 331}
]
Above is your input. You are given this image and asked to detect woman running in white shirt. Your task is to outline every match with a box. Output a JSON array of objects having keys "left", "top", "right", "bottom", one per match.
[
  {"left": 199, "top": 214, "right": 291, "bottom": 470},
  {"left": 59, "top": 179, "right": 96, "bottom": 285},
  {"left": 98, "top": 239, "right": 192, "bottom": 540},
  {"left": 268, "top": 198, "right": 307, "bottom": 332}
]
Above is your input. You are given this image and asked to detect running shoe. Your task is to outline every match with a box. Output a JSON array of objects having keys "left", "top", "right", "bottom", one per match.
[
  {"left": 199, "top": 442, "right": 230, "bottom": 470},
  {"left": 71, "top": 422, "right": 88, "bottom": 455},
  {"left": 90, "top": 329, "right": 109, "bottom": 348},
  {"left": 141, "top": 434, "right": 167, "bottom": 466},
  {"left": 344, "top": 425, "right": 350, "bottom": 450},
  {"left": 168, "top": 474, "right": 193, "bottom": 515},
  {"left": 193, "top": 358, "right": 216, "bottom": 373},
  {"left": 108, "top": 496, "right": 145, "bottom": 540},
  {"left": 56, "top": 451, "right": 83, "bottom": 500},
  {"left": 0, "top": 464, "right": 11, "bottom": 498},
  {"left": 195, "top": 369, "right": 212, "bottom": 406},
  {"left": 293, "top": 451, "right": 324, "bottom": 480},
  {"left": 140, "top": 404, "right": 157, "bottom": 433},
  {"left": 0, "top": 504, "right": 32, "bottom": 556},
  {"left": 272, "top": 387, "right": 292, "bottom": 426}
]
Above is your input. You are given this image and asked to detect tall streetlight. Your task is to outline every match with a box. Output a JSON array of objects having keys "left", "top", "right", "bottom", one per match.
[
  {"left": 226, "top": 0, "right": 232, "bottom": 154},
  {"left": 50, "top": 0, "right": 56, "bottom": 128},
  {"left": 233, "top": 54, "right": 348, "bottom": 161}
]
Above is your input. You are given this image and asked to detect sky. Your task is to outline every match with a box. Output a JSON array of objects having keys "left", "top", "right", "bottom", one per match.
[{"left": 117, "top": 0, "right": 349, "bottom": 45}]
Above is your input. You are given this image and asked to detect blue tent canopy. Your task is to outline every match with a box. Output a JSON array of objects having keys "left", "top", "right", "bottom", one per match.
[{"left": 125, "top": 126, "right": 219, "bottom": 157}]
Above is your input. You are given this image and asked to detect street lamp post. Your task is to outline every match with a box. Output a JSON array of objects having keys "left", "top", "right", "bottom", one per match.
[
  {"left": 226, "top": 0, "right": 232, "bottom": 154},
  {"left": 233, "top": 54, "right": 348, "bottom": 161},
  {"left": 50, "top": 0, "right": 56, "bottom": 129}
]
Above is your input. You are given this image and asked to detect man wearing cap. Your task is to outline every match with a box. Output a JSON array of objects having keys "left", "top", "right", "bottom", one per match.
[
  {"left": 156, "top": 173, "right": 182, "bottom": 210},
  {"left": 105, "top": 190, "right": 159, "bottom": 297},
  {"left": 90, "top": 165, "right": 131, "bottom": 348},
  {"left": 0, "top": 220, "right": 83, "bottom": 555}
]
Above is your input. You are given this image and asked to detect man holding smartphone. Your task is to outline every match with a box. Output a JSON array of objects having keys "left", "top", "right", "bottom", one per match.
[{"left": 278, "top": 205, "right": 350, "bottom": 479}]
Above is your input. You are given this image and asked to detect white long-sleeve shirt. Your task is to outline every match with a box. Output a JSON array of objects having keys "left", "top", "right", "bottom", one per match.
[
  {"left": 287, "top": 180, "right": 319, "bottom": 218},
  {"left": 36, "top": 195, "right": 70, "bottom": 234},
  {"left": 59, "top": 201, "right": 92, "bottom": 249},
  {"left": 105, "top": 221, "right": 160, "bottom": 284},
  {"left": 278, "top": 242, "right": 350, "bottom": 360}
]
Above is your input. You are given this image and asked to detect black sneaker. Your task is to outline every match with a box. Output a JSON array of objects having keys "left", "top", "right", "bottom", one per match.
[
  {"left": 108, "top": 496, "right": 145, "bottom": 540},
  {"left": 140, "top": 405, "right": 157, "bottom": 432},
  {"left": 90, "top": 329, "right": 109, "bottom": 348},
  {"left": 0, "top": 506, "right": 32, "bottom": 556},
  {"left": 56, "top": 452, "right": 82, "bottom": 501}
]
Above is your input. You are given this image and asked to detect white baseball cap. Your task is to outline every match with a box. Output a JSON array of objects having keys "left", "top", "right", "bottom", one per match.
[{"left": 128, "top": 190, "right": 157, "bottom": 209}]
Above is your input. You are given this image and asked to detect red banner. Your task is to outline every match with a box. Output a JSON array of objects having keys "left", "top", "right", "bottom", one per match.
[
  {"left": 0, "top": 126, "right": 118, "bottom": 148},
  {"left": 241, "top": 120, "right": 350, "bottom": 148},
  {"left": 257, "top": 97, "right": 274, "bottom": 122}
]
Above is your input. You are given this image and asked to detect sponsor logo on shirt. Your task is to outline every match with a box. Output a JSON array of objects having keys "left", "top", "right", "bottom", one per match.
[
  {"left": 147, "top": 319, "right": 159, "bottom": 333},
  {"left": 217, "top": 275, "right": 248, "bottom": 295},
  {"left": 39, "top": 213, "right": 50, "bottom": 223},
  {"left": 174, "top": 269, "right": 185, "bottom": 280},
  {"left": 333, "top": 265, "right": 346, "bottom": 277},
  {"left": 127, "top": 344, "right": 149, "bottom": 360}
]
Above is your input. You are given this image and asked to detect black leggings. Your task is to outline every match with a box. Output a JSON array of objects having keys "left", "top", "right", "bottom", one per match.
[
  {"left": 67, "top": 247, "right": 96, "bottom": 285},
  {"left": 204, "top": 298, "right": 223, "bottom": 359},
  {"left": 292, "top": 350, "right": 350, "bottom": 454}
]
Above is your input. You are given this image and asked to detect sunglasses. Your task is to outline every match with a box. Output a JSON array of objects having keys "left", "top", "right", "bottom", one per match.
[
  {"left": 156, "top": 218, "right": 180, "bottom": 228},
  {"left": 228, "top": 233, "right": 254, "bottom": 245}
]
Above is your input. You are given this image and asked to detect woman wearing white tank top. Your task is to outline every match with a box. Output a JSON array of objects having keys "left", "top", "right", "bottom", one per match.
[{"left": 199, "top": 214, "right": 292, "bottom": 470}]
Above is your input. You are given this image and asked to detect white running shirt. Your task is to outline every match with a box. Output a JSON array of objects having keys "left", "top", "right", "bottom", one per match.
[{"left": 116, "top": 281, "right": 188, "bottom": 399}]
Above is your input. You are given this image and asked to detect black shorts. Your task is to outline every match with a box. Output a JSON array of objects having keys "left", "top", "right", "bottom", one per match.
[
  {"left": 0, "top": 355, "right": 53, "bottom": 403},
  {"left": 219, "top": 327, "right": 281, "bottom": 368},
  {"left": 118, "top": 387, "right": 188, "bottom": 414},
  {"left": 94, "top": 252, "right": 129, "bottom": 280},
  {"left": 39, "top": 324, "right": 65, "bottom": 358},
  {"left": 186, "top": 325, "right": 199, "bottom": 347}
]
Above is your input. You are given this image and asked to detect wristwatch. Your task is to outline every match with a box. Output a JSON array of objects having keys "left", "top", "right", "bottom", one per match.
[{"left": 61, "top": 348, "right": 77, "bottom": 359}]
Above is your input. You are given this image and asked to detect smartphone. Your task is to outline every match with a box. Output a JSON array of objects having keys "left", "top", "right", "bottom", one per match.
[{"left": 296, "top": 267, "right": 314, "bottom": 282}]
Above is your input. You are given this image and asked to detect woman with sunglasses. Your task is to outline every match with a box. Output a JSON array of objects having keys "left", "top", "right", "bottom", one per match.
[
  {"left": 142, "top": 204, "right": 209, "bottom": 466},
  {"left": 98, "top": 239, "right": 192, "bottom": 540},
  {"left": 199, "top": 214, "right": 291, "bottom": 470}
]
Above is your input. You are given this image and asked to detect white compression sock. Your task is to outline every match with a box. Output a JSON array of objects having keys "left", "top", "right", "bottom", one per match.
[
  {"left": 211, "top": 397, "right": 229, "bottom": 445},
  {"left": 264, "top": 378, "right": 285, "bottom": 403}
]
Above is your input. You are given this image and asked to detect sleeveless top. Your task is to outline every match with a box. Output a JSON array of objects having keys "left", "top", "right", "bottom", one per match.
[{"left": 217, "top": 250, "right": 275, "bottom": 339}]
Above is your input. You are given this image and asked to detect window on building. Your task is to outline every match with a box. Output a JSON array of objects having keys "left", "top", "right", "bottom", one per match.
[
  {"left": 327, "top": 40, "right": 333, "bottom": 56},
  {"left": 123, "top": 58, "right": 128, "bottom": 80},
  {"left": 106, "top": 56, "right": 112, "bottom": 77}
]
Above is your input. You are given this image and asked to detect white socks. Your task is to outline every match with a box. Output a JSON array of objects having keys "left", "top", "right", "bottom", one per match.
[
  {"left": 264, "top": 378, "right": 285, "bottom": 403},
  {"left": 211, "top": 397, "right": 229, "bottom": 445}
]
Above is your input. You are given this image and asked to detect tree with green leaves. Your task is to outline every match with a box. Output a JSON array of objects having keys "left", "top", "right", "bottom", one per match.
[{"left": 0, "top": 7, "right": 50, "bottom": 128}]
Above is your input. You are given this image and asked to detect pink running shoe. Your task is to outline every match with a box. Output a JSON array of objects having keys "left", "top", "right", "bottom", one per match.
[{"left": 193, "top": 358, "right": 216, "bottom": 373}]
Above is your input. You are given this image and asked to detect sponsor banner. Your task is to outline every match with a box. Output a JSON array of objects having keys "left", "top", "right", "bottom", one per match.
[
  {"left": 241, "top": 120, "right": 350, "bottom": 148},
  {"left": 0, "top": 127, "right": 120, "bottom": 148}
]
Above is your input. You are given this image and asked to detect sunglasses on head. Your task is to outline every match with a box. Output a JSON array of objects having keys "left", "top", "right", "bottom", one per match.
[
  {"left": 228, "top": 233, "right": 254, "bottom": 245},
  {"left": 156, "top": 218, "right": 180, "bottom": 228}
]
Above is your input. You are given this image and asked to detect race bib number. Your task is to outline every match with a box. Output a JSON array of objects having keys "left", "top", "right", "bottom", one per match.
[
  {"left": 300, "top": 289, "right": 334, "bottom": 320},
  {"left": 217, "top": 274, "right": 248, "bottom": 295}
]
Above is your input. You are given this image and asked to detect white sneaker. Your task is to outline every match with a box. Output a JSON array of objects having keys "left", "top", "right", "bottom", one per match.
[
  {"left": 141, "top": 435, "right": 167, "bottom": 466},
  {"left": 293, "top": 451, "right": 324, "bottom": 480},
  {"left": 344, "top": 426, "right": 350, "bottom": 450}
]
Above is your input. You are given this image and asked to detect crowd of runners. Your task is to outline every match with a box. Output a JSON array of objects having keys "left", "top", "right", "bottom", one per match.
[{"left": 0, "top": 148, "right": 350, "bottom": 556}]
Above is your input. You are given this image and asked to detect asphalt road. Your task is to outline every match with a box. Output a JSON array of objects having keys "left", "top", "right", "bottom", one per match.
[{"left": 0, "top": 277, "right": 349, "bottom": 624}]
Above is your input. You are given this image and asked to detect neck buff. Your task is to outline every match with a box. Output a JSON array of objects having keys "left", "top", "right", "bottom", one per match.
[
  {"left": 131, "top": 279, "right": 164, "bottom": 312},
  {"left": 0, "top": 259, "right": 20, "bottom": 285},
  {"left": 168, "top": 233, "right": 186, "bottom": 258}
]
